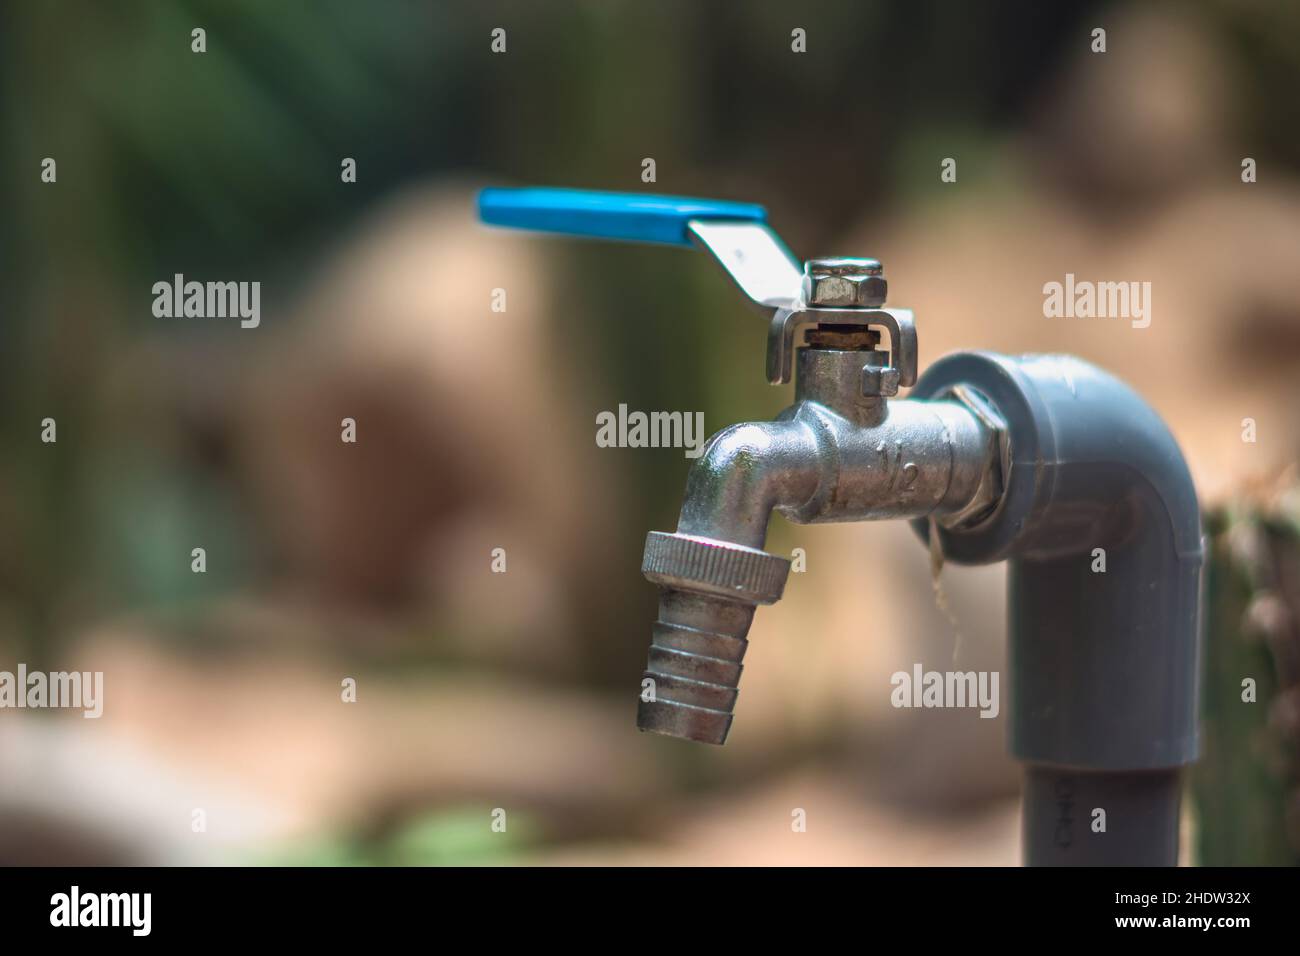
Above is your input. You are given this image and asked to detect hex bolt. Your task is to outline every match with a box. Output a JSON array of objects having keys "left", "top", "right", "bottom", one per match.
[{"left": 801, "top": 257, "right": 887, "bottom": 309}]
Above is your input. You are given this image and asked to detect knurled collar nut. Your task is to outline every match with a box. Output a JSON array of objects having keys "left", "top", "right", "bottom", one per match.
[{"left": 642, "top": 531, "right": 790, "bottom": 605}]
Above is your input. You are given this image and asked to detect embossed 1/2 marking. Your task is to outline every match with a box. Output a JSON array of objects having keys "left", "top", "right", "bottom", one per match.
[
  {"left": 876, "top": 441, "right": 919, "bottom": 492},
  {"left": 899, "top": 461, "right": 919, "bottom": 490}
]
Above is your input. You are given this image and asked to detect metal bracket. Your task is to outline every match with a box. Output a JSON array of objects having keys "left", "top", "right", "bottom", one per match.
[{"left": 766, "top": 306, "right": 917, "bottom": 387}]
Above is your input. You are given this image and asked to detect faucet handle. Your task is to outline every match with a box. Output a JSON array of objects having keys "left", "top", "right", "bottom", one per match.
[
  {"left": 478, "top": 186, "right": 914, "bottom": 389},
  {"left": 477, "top": 187, "right": 805, "bottom": 310},
  {"left": 478, "top": 187, "right": 766, "bottom": 246}
]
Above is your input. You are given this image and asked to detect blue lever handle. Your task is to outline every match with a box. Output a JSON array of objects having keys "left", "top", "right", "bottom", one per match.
[{"left": 477, "top": 187, "right": 768, "bottom": 247}]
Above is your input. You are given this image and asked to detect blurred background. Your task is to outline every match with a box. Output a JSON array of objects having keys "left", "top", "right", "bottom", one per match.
[{"left": 1, "top": 0, "right": 1297, "bottom": 865}]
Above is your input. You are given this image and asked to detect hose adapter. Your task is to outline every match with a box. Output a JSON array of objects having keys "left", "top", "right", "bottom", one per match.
[{"left": 637, "top": 532, "right": 791, "bottom": 744}]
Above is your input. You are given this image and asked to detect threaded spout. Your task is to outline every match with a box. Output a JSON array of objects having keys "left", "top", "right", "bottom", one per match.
[{"left": 636, "top": 389, "right": 1000, "bottom": 745}]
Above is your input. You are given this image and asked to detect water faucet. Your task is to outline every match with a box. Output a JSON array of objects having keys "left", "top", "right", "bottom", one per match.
[{"left": 478, "top": 187, "right": 1204, "bottom": 866}]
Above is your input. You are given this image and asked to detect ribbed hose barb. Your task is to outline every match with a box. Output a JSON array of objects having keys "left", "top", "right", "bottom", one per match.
[{"left": 638, "top": 531, "right": 791, "bottom": 744}]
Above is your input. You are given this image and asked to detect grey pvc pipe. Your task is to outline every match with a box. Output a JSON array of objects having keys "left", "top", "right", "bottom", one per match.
[
  {"left": 1021, "top": 767, "right": 1182, "bottom": 865},
  {"left": 911, "top": 352, "right": 1204, "bottom": 866}
]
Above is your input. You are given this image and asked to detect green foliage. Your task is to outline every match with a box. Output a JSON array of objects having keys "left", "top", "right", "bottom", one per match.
[
  {"left": 1194, "top": 503, "right": 1300, "bottom": 865},
  {"left": 260, "top": 806, "right": 537, "bottom": 867}
]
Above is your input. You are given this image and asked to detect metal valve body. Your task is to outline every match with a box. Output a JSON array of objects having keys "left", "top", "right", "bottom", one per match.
[{"left": 637, "top": 260, "right": 1005, "bottom": 744}]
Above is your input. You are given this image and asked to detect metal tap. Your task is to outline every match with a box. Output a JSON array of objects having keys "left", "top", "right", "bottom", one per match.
[
  {"left": 478, "top": 187, "right": 1006, "bottom": 743},
  {"left": 632, "top": 258, "right": 1007, "bottom": 745},
  {"left": 478, "top": 187, "right": 1202, "bottom": 866}
]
